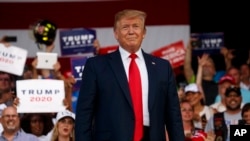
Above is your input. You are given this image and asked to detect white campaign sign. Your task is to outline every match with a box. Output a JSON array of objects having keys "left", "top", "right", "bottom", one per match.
[
  {"left": 16, "top": 79, "right": 66, "bottom": 113},
  {"left": 0, "top": 43, "right": 27, "bottom": 76}
]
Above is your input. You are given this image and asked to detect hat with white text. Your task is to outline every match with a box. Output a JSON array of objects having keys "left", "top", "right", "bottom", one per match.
[
  {"left": 56, "top": 110, "right": 75, "bottom": 122},
  {"left": 184, "top": 83, "right": 199, "bottom": 93}
]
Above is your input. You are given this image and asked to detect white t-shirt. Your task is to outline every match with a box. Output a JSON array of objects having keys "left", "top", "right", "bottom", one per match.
[
  {"left": 193, "top": 106, "right": 214, "bottom": 129},
  {"left": 240, "top": 81, "right": 250, "bottom": 90}
]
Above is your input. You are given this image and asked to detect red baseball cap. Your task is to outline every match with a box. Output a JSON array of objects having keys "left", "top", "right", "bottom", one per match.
[{"left": 218, "top": 75, "right": 236, "bottom": 85}]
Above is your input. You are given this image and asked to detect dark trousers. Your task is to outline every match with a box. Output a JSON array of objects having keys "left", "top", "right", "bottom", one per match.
[{"left": 141, "top": 126, "right": 150, "bottom": 141}]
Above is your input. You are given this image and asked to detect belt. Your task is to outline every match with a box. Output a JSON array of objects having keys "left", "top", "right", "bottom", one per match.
[{"left": 142, "top": 126, "right": 150, "bottom": 141}]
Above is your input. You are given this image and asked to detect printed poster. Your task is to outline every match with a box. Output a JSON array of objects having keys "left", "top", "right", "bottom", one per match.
[
  {"left": 191, "top": 32, "right": 224, "bottom": 55},
  {"left": 60, "top": 28, "right": 96, "bottom": 56},
  {"left": 16, "top": 79, "right": 66, "bottom": 113},
  {"left": 70, "top": 56, "right": 89, "bottom": 113},
  {"left": 99, "top": 45, "right": 118, "bottom": 55},
  {"left": 151, "top": 40, "right": 185, "bottom": 68},
  {"left": 0, "top": 43, "right": 27, "bottom": 76},
  {"left": 70, "top": 56, "right": 89, "bottom": 90}
]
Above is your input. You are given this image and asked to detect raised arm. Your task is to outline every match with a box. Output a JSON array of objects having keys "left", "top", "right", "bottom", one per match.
[
  {"left": 31, "top": 58, "right": 39, "bottom": 79},
  {"left": 184, "top": 38, "right": 195, "bottom": 83},
  {"left": 196, "top": 53, "right": 209, "bottom": 102}
]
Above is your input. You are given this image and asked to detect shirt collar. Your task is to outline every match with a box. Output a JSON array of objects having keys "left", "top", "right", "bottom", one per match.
[{"left": 119, "top": 46, "right": 143, "bottom": 60}]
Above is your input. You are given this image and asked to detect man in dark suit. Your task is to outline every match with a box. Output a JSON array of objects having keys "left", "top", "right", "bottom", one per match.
[{"left": 75, "top": 9, "right": 184, "bottom": 141}]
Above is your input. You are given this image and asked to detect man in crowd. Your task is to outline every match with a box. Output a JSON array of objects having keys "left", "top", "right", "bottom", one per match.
[
  {"left": 0, "top": 106, "right": 39, "bottom": 141},
  {"left": 205, "top": 86, "right": 242, "bottom": 141}
]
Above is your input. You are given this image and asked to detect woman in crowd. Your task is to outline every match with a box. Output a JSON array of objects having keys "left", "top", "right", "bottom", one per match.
[
  {"left": 50, "top": 110, "right": 75, "bottom": 141},
  {"left": 184, "top": 83, "right": 214, "bottom": 130},
  {"left": 180, "top": 99, "right": 202, "bottom": 139},
  {"left": 20, "top": 113, "right": 54, "bottom": 141},
  {"left": 181, "top": 100, "right": 216, "bottom": 141}
]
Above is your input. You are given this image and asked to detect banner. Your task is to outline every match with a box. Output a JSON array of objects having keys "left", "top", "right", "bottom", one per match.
[
  {"left": 70, "top": 56, "right": 89, "bottom": 113},
  {"left": 151, "top": 40, "right": 185, "bottom": 68},
  {"left": 70, "top": 56, "right": 89, "bottom": 90},
  {"left": 0, "top": 43, "right": 27, "bottom": 76},
  {"left": 191, "top": 32, "right": 224, "bottom": 55},
  {"left": 16, "top": 79, "right": 66, "bottom": 113},
  {"left": 59, "top": 28, "right": 96, "bottom": 56},
  {"left": 99, "top": 45, "right": 118, "bottom": 55}
]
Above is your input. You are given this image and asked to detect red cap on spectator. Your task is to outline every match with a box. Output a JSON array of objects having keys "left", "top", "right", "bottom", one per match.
[{"left": 218, "top": 75, "right": 236, "bottom": 85}]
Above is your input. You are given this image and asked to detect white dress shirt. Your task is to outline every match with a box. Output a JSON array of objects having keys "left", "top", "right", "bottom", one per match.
[{"left": 119, "top": 47, "right": 150, "bottom": 126}]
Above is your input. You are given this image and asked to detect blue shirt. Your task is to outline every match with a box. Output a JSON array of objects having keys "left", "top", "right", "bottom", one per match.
[{"left": 0, "top": 130, "right": 39, "bottom": 141}]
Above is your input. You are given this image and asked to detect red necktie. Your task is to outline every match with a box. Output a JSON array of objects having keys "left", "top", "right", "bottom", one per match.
[{"left": 129, "top": 53, "right": 143, "bottom": 141}]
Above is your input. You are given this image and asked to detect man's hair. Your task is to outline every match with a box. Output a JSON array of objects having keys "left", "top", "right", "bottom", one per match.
[
  {"left": 225, "top": 85, "right": 241, "bottom": 97},
  {"left": 0, "top": 71, "right": 10, "bottom": 76},
  {"left": 114, "top": 9, "right": 147, "bottom": 30},
  {"left": 0, "top": 71, "right": 13, "bottom": 81},
  {"left": 227, "top": 66, "right": 240, "bottom": 74}
]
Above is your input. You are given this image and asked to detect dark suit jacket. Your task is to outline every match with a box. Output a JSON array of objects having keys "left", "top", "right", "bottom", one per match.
[{"left": 75, "top": 49, "right": 184, "bottom": 141}]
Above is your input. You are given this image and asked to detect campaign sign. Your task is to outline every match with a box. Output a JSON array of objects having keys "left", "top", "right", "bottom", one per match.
[
  {"left": 60, "top": 28, "right": 96, "bottom": 56},
  {"left": 16, "top": 79, "right": 66, "bottom": 113},
  {"left": 151, "top": 40, "right": 185, "bottom": 68},
  {"left": 99, "top": 45, "right": 118, "bottom": 55},
  {"left": 230, "top": 125, "right": 250, "bottom": 141},
  {"left": 70, "top": 56, "right": 88, "bottom": 90},
  {"left": 0, "top": 43, "right": 27, "bottom": 76},
  {"left": 71, "top": 90, "right": 79, "bottom": 113},
  {"left": 191, "top": 32, "right": 224, "bottom": 55}
]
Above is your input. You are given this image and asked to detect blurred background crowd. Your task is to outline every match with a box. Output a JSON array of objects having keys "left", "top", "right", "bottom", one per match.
[{"left": 0, "top": 0, "right": 249, "bottom": 141}]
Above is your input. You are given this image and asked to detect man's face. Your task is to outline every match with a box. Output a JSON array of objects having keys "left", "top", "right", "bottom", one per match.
[
  {"left": 114, "top": 17, "right": 146, "bottom": 53},
  {"left": 0, "top": 73, "right": 11, "bottom": 91},
  {"left": 228, "top": 68, "right": 240, "bottom": 85},
  {"left": 240, "top": 64, "right": 250, "bottom": 80},
  {"left": 225, "top": 91, "right": 242, "bottom": 111},
  {"left": 1, "top": 107, "right": 20, "bottom": 132},
  {"left": 218, "top": 81, "right": 232, "bottom": 98},
  {"left": 202, "top": 59, "right": 215, "bottom": 77}
]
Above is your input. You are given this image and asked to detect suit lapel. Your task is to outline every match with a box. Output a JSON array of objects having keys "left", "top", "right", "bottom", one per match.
[
  {"left": 143, "top": 52, "right": 157, "bottom": 111},
  {"left": 108, "top": 50, "right": 133, "bottom": 108},
  {"left": 107, "top": 50, "right": 158, "bottom": 110}
]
